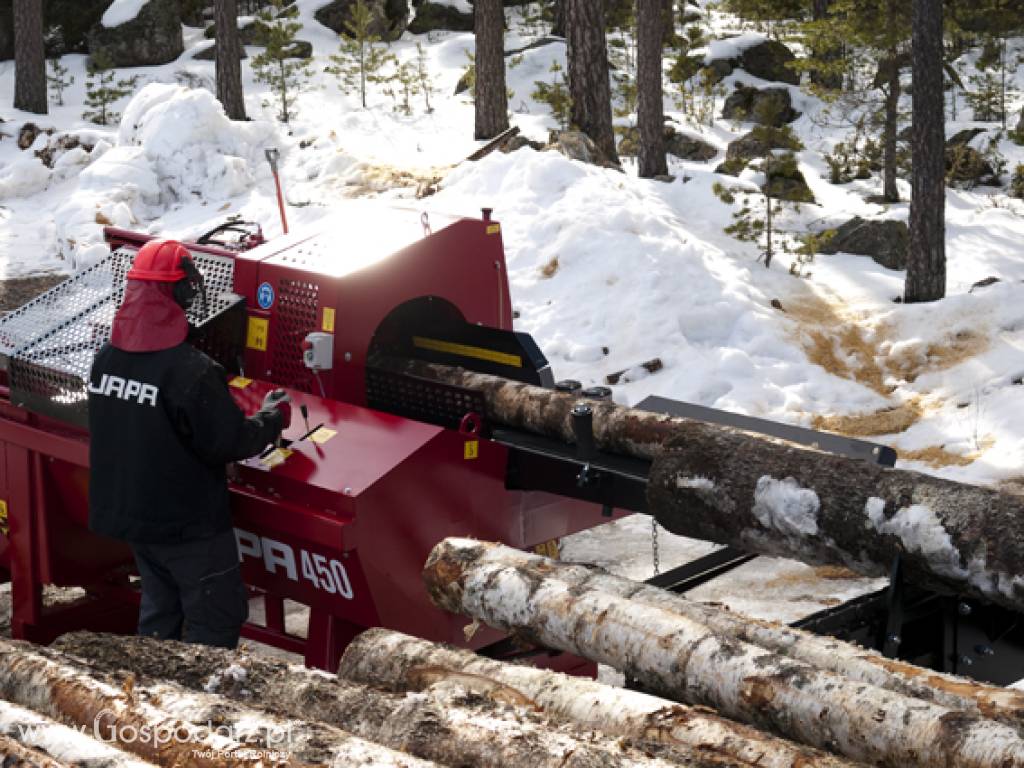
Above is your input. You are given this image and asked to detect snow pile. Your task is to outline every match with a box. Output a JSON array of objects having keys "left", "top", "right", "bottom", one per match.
[
  {"left": 101, "top": 0, "right": 148, "bottom": 28},
  {"left": 56, "top": 84, "right": 277, "bottom": 268},
  {"left": 0, "top": 157, "right": 51, "bottom": 200},
  {"left": 751, "top": 475, "right": 820, "bottom": 537}
]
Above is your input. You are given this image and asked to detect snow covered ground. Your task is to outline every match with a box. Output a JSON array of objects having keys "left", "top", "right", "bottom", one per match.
[{"left": 2, "top": 0, "right": 1024, "bottom": 625}]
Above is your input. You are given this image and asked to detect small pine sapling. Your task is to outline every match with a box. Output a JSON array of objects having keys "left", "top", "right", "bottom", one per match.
[
  {"left": 461, "top": 50, "right": 476, "bottom": 103},
  {"left": 251, "top": 0, "right": 311, "bottom": 123},
  {"left": 83, "top": 51, "right": 137, "bottom": 125},
  {"left": 1010, "top": 164, "right": 1024, "bottom": 199},
  {"left": 47, "top": 57, "right": 74, "bottom": 107},
  {"left": 325, "top": 0, "right": 395, "bottom": 108},
  {"left": 413, "top": 43, "right": 437, "bottom": 113},
  {"left": 389, "top": 60, "right": 416, "bottom": 116},
  {"left": 531, "top": 60, "right": 572, "bottom": 129}
]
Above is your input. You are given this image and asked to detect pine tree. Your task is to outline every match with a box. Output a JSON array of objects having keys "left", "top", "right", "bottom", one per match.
[
  {"left": 414, "top": 42, "right": 437, "bottom": 114},
  {"left": 251, "top": 0, "right": 311, "bottom": 123},
  {"left": 532, "top": 61, "right": 572, "bottom": 129},
  {"left": 905, "top": 0, "right": 946, "bottom": 303},
  {"left": 326, "top": 0, "right": 394, "bottom": 108},
  {"left": 83, "top": 51, "right": 136, "bottom": 125},
  {"left": 46, "top": 57, "right": 73, "bottom": 107},
  {"left": 799, "top": 0, "right": 912, "bottom": 202},
  {"left": 215, "top": 0, "right": 247, "bottom": 120},
  {"left": 13, "top": 0, "right": 47, "bottom": 114},
  {"left": 637, "top": 0, "right": 667, "bottom": 177},
  {"left": 566, "top": 0, "right": 618, "bottom": 163},
  {"left": 474, "top": 0, "right": 509, "bottom": 140}
]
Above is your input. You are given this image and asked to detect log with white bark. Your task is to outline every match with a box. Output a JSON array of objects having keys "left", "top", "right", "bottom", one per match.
[
  {"left": 0, "top": 637, "right": 428, "bottom": 768},
  {"left": 438, "top": 542, "right": 1024, "bottom": 733},
  {"left": 338, "top": 628, "right": 861, "bottom": 768},
  {"left": 393, "top": 360, "right": 1024, "bottom": 611},
  {"left": 53, "top": 633, "right": 726, "bottom": 768},
  {"left": 0, "top": 699, "right": 155, "bottom": 768},
  {"left": 0, "top": 732, "right": 70, "bottom": 768},
  {"left": 424, "top": 538, "right": 1024, "bottom": 768},
  {"left": 567, "top": 562, "right": 1024, "bottom": 732}
]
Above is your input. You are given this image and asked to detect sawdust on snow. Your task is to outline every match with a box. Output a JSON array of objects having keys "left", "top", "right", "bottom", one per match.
[{"left": 776, "top": 290, "right": 990, "bottom": 465}]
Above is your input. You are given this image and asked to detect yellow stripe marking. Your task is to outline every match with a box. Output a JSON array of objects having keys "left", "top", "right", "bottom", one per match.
[{"left": 412, "top": 336, "right": 522, "bottom": 368}]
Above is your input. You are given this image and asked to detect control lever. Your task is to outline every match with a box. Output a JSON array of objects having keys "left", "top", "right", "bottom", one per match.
[{"left": 300, "top": 404, "right": 310, "bottom": 434}]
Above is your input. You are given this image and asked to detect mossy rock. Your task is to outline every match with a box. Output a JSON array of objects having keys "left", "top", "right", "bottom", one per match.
[{"left": 409, "top": 1, "right": 473, "bottom": 33}]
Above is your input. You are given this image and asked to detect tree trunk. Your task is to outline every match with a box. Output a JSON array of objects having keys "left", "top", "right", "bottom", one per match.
[
  {"left": 52, "top": 633, "right": 692, "bottom": 768},
  {"left": 0, "top": 640, "right": 291, "bottom": 768},
  {"left": 905, "top": 0, "right": 946, "bottom": 302},
  {"left": 881, "top": 45, "right": 901, "bottom": 200},
  {"left": 0, "top": 733, "right": 69, "bottom": 768},
  {"left": 566, "top": 0, "right": 619, "bottom": 163},
  {"left": 424, "top": 538, "right": 1024, "bottom": 768},
  {"left": 637, "top": 0, "right": 667, "bottom": 178},
  {"left": 417, "top": 545, "right": 1024, "bottom": 734},
  {"left": 474, "top": 0, "right": 509, "bottom": 140},
  {"left": 215, "top": 0, "right": 247, "bottom": 120},
  {"left": 552, "top": 0, "right": 566, "bottom": 37},
  {"left": 388, "top": 359, "right": 1024, "bottom": 612},
  {"left": 340, "top": 629, "right": 861, "bottom": 768},
  {"left": 13, "top": 0, "right": 47, "bottom": 114},
  {"left": 0, "top": 699, "right": 156, "bottom": 767}
]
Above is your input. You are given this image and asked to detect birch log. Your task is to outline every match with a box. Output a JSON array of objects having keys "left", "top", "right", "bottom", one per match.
[
  {"left": 0, "top": 732, "right": 71, "bottom": 768},
  {"left": 424, "top": 538, "right": 1024, "bottom": 768},
  {"left": 339, "top": 628, "right": 861, "bottom": 768},
  {"left": 0, "top": 700, "right": 155, "bottom": 768},
  {"left": 0, "top": 638, "right": 421, "bottom": 768},
  {"left": 53, "top": 633, "right": 717, "bottom": 768},
  {"left": 393, "top": 360, "right": 1024, "bottom": 611},
  {"left": 445, "top": 543, "right": 1024, "bottom": 732}
]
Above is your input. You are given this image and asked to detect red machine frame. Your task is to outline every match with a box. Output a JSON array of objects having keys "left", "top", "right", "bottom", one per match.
[{"left": 0, "top": 208, "right": 621, "bottom": 671}]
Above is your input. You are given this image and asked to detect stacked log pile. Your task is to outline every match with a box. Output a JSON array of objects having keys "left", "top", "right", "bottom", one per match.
[
  {"left": 423, "top": 537, "right": 1024, "bottom": 768},
  {"left": 2, "top": 630, "right": 846, "bottom": 768},
  {"left": 5, "top": 538, "right": 1024, "bottom": 766}
]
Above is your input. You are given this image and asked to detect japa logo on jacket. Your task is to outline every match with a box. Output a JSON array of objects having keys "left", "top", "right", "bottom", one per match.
[{"left": 88, "top": 374, "right": 159, "bottom": 406}]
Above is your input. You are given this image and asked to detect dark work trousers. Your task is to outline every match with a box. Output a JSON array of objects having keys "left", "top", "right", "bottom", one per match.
[{"left": 130, "top": 527, "right": 249, "bottom": 649}]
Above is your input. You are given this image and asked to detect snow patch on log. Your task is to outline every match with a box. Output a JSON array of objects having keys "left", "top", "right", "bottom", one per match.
[
  {"left": 864, "top": 497, "right": 886, "bottom": 528},
  {"left": 676, "top": 476, "right": 716, "bottom": 491},
  {"left": 870, "top": 503, "right": 967, "bottom": 578},
  {"left": 752, "top": 476, "right": 819, "bottom": 537}
]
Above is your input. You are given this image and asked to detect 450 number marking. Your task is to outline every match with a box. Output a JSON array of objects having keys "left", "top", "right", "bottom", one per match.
[{"left": 235, "top": 528, "right": 354, "bottom": 599}]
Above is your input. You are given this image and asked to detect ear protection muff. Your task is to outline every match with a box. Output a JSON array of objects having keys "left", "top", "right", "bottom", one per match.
[{"left": 173, "top": 256, "right": 208, "bottom": 316}]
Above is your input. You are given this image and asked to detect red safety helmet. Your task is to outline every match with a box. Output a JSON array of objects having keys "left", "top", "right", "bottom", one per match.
[{"left": 126, "top": 239, "right": 193, "bottom": 282}]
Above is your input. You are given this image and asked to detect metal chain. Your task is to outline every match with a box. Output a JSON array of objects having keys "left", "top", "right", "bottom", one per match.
[{"left": 651, "top": 517, "right": 660, "bottom": 576}]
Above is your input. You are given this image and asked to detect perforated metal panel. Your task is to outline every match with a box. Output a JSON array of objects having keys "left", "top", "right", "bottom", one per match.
[
  {"left": 270, "top": 278, "right": 319, "bottom": 392},
  {"left": 366, "top": 367, "right": 485, "bottom": 429},
  {"left": 0, "top": 247, "right": 241, "bottom": 426}
]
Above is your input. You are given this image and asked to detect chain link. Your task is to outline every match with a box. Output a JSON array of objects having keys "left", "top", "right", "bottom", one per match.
[{"left": 651, "top": 517, "right": 660, "bottom": 576}]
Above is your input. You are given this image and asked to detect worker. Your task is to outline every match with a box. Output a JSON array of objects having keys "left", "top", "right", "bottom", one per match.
[{"left": 87, "top": 238, "right": 290, "bottom": 649}]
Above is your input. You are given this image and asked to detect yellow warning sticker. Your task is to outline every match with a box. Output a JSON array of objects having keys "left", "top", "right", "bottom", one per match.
[
  {"left": 464, "top": 440, "right": 479, "bottom": 460},
  {"left": 229, "top": 377, "right": 253, "bottom": 389},
  {"left": 533, "top": 539, "right": 560, "bottom": 560},
  {"left": 246, "top": 317, "right": 269, "bottom": 351},
  {"left": 322, "top": 307, "right": 336, "bottom": 333},
  {"left": 486, "top": 224, "right": 501, "bottom": 235},
  {"left": 260, "top": 448, "right": 292, "bottom": 468},
  {"left": 0, "top": 500, "right": 7, "bottom": 537},
  {"left": 309, "top": 428, "right": 337, "bottom": 445}
]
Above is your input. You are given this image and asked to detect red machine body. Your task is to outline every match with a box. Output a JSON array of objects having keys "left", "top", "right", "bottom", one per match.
[{"left": 0, "top": 205, "right": 617, "bottom": 671}]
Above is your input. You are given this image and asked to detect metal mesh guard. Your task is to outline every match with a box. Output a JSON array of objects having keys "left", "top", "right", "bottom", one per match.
[{"left": 0, "top": 247, "right": 238, "bottom": 423}]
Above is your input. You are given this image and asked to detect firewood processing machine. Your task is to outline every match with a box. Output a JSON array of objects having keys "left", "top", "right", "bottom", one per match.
[{"left": 0, "top": 204, "right": 1022, "bottom": 681}]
